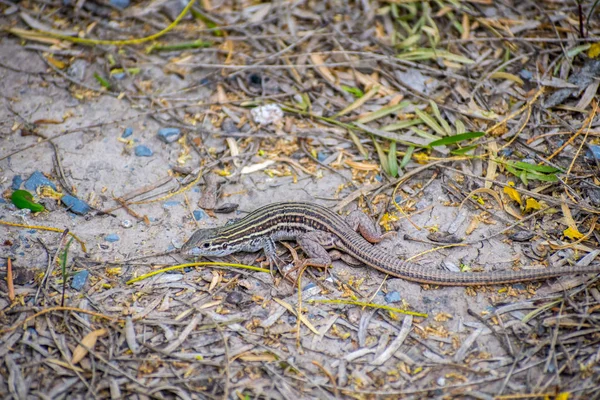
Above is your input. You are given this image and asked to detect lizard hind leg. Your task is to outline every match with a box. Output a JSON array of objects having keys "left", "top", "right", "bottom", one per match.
[{"left": 346, "top": 210, "right": 396, "bottom": 244}]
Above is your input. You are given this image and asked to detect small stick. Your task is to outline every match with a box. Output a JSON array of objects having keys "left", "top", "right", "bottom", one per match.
[{"left": 7, "top": 257, "right": 15, "bottom": 302}]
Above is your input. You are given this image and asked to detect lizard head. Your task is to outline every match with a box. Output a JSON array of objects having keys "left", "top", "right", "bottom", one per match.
[{"left": 181, "top": 227, "right": 235, "bottom": 257}]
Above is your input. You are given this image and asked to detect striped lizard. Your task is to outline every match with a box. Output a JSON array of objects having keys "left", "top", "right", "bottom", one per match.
[{"left": 181, "top": 201, "right": 600, "bottom": 286}]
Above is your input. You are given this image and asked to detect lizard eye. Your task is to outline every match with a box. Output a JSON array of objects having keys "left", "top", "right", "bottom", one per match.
[
  {"left": 203, "top": 243, "right": 210, "bottom": 248},
  {"left": 221, "top": 243, "right": 228, "bottom": 250}
]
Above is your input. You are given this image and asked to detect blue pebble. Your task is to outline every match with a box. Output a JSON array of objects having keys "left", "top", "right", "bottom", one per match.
[
  {"left": 512, "top": 283, "right": 526, "bottom": 290},
  {"left": 588, "top": 145, "right": 600, "bottom": 161},
  {"left": 71, "top": 270, "right": 89, "bottom": 291},
  {"left": 519, "top": 69, "right": 533, "bottom": 80},
  {"left": 24, "top": 171, "right": 57, "bottom": 191},
  {"left": 317, "top": 152, "right": 328, "bottom": 162},
  {"left": 11, "top": 175, "right": 23, "bottom": 190},
  {"left": 499, "top": 148, "right": 513, "bottom": 157},
  {"left": 157, "top": 128, "right": 182, "bottom": 144},
  {"left": 193, "top": 187, "right": 200, "bottom": 192},
  {"left": 109, "top": 0, "right": 130, "bottom": 8},
  {"left": 200, "top": 78, "right": 211, "bottom": 86},
  {"left": 61, "top": 195, "right": 91, "bottom": 215},
  {"left": 375, "top": 174, "right": 383, "bottom": 182},
  {"left": 0, "top": 199, "right": 5, "bottom": 204},
  {"left": 394, "top": 195, "right": 402, "bottom": 203},
  {"left": 122, "top": 127, "right": 133, "bottom": 138},
  {"left": 134, "top": 145, "right": 153, "bottom": 157},
  {"left": 193, "top": 209, "right": 207, "bottom": 221},
  {"left": 112, "top": 72, "right": 126, "bottom": 80},
  {"left": 105, "top": 233, "right": 120, "bottom": 242},
  {"left": 163, "top": 201, "right": 180, "bottom": 208},
  {"left": 303, "top": 282, "right": 316, "bottom": 291},
  {"left": 384, "top": 291, "right": 401, "bottom": 303}
]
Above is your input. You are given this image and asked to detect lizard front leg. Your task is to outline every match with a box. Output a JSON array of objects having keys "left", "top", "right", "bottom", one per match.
[
  {"left": 296, "top": 231, "right": 338, "bottom": 268},
  {"left": 346, "top": 210, "right": 396, "bottom": 244}
]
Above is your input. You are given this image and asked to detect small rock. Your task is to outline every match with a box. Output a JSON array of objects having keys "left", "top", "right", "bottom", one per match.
[
  {"left": 193, "top": 209, "right": 207, "bottom": 221},
  {"left": 214, "top": 203, "right": 239, "bottom": 213},
  {"left": 71, "top": 270, "right": 89, "bottom": 291},
  {"left": 122, "top": 127, "right": 133, "bottom": 138},
  {"left": 225, "top": 291, "right": 243, "bottom": 305},
  {"left": 67, "top": 59, "right": 87, "bottom": 81},
  {"left": 11, "top": 175, "right": 22, "bottom": 190},
  {"left": 157, "top": 128, "right": 182, "bottom": 143},
  {"left": 587, "top": 144, "right": 600, "bottom": 161},
  {"left": 303, "top": 282, "right": 316, "bottom": 291},
  {"left": 384, "top": 291, "right": 401, "bottom": 303},
  {"left": 221, "top": 118, "right": 239, "bottom": 134},
  {"left": 317, "top": 152, "right": 328, "bottom": 162},
  {"left": 250, "top": 104, "right": 284, "bottom": 125},
  {"left": 109, "top": 0, "right": 130, "bottom": 8},
  {"left": 24, "top": 171, "right": 57, "bottom": 191},
  {"left": 508, "top": 231, "right": 535, "bottom": 242},
  {"left": 512, "top": 283, "right": 526, "bottom": 290},
  {"left": 163, "top": 201, "right": 180, "bottom": 208},
  {"left": 104, "top": 233, "right": 120, "bottom": 242},
  {"left": 134, "top": 145, "right": 153, "bottom": 157},
  {"left": 61, "top": 195, "right": 91, "bottom": 215},
  {"left": 121, "top": 219, "right": 133, "bottom": 228},
  {"left": 519, "top": 69, "right": 533, "bottom": 80}
]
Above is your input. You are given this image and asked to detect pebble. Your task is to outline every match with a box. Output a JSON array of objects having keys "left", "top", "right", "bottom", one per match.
[
  {"left": 519, "top": 69, "right": 533, "bottom": 80},
  {"left": 193, "top": 209, "right": 207, "bottom": 221},
  {"left": 134, "top": 145, "right": 153, "bottom": 157},
  {"left": 225, "top": 291, "right": 243, "bottom": 305},
  {"left": 71, "top": 270, "right": 89, "bottom": 291},
  {"left": 121, "top": 219, "right": 133, "bottom": 228},
  {"left": 384, "top": 291, "right": 401, "bottom": 303},
  {"left": 163, "top": 201, "right": 180, "bottom": 208},
  {"left": 105, "top": 233, "right": 120, "bottom": 242},
  {"left": 24, "top": 171, "right": 57, "bottom": 191},
  {"left": 109, "top": 0, "right": 130, "bottom": 8},
  {"left": 587, "top": 144, "right": 600, "bottom": 161},
  {"left": 61, "top": 195, "right": 91, "bottom": 215},
  {"left": 251, "top": 104, "right": 284, "bottom": 125},
  {"left": 122, "top": 127, "right": 133, "bottom": 138},
  {"left": 11, "top": 175, "right": 22, "bottom": 190},
  {"left": 157, "top": 128, "right": 182, "bottom": 143},
  {"left": 317, "top": 152, "right": 328, "bottom": 162}
]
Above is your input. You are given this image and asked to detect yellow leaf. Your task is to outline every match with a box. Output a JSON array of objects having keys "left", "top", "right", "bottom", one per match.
[
  {"left": 525, "top": 198, "right": 542, "bottom": 212},
  {"left": 72, "top": 328, "right": 107, "bottom": 364},
  {"left": 556, "top": 392, "right": 570, "bottom": 400},
  {"left": 503, "top": 183, "right": 522, "bottom": 205},
  {"left": 588, "top": 43, "right": 600, "bottom": 59},
  {"left": 47, "top": 56, "right": 66, "bottom": 69},
  {"left": 563, "top": 226, "right": 584, "bottom": 240}
]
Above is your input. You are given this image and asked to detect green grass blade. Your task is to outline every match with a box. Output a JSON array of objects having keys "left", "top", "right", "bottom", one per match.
[{"left": 428, "top": 131, "right": 485, "bottom": 147}]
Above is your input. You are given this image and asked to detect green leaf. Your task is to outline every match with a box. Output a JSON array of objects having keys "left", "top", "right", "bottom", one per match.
[
  {"left": 341, "top": 85, "right": 364, "bottom": 98},
  {"left": 372, "top": 137, "right": 390, "bottom": 175},
  {"left": 429, "top": 100, "right": 452, "bottom": 135},
  {"left": 428, "top": 131, "right": 485, "bottom": 147},
  {"left": 450, "top": 145, "right": 478, "bottom": 155},
  {"left": 414, "top": 108, "right": 447, "bottom": 136},
  {"left": 400, "top": 146, "right": 415, "bottom": 169},
  {"left": 507, "top": 161, "right": 561, "bottom": 173},
  {"left": 357, "top": 101, "right": 409, "bottom": 124},
  {"left": 396, "top": 48, "right": 474, "bottom": 64},
  {"left": 380, "top": 119, "right": 422, "bottom": 131},
  {"left": 388, "top": 141, "right": 398, "bottom": 178},
  {"left": 94, "top": 73, "right": 111, "bottom": 89},
  {"left": 11, "top": 190, "right": 45, "bottom": 212}
]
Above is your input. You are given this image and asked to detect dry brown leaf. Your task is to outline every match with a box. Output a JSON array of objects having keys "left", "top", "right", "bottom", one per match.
[
  {"left": 71, "top": 328, "right": 107, "bottom": 365},
  {"left": 310, "top": 54, "right": 336, "bottom": 84},
  {"left": 344, "top": 160, "right": 380, "bottom": 171}
]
